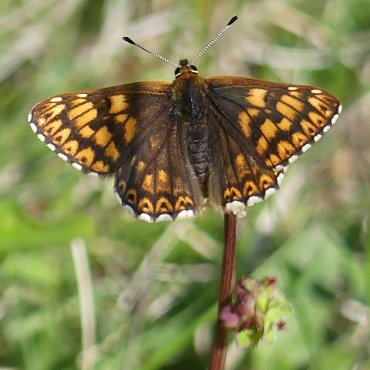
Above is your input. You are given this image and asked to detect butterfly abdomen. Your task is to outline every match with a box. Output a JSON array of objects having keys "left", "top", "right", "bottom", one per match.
[
  {"left": 172, "top": 74, "right": 210, "bottom": 195},
  {"left": 186, "top": 123, "right": 209, "bottom": 195}
]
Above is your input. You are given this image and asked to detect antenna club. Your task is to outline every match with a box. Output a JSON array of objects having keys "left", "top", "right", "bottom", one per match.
[
  {"left": 227, "top": 15, "right": 238, "bottom": 26},
  {"left": 122, "top": 36, "right": 136, "bottom": 45},
  {"left": 123, "top": 16, "right": 238, "bottom": 68},
  {"left": 189, "top": 15, "right": 238, "bottom": 65},
  {"left": 122, "top": 35, "right": 179, "bottom": 67}
]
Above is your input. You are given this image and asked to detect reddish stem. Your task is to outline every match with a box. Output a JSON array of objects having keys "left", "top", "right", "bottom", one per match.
[{"left": 209, "top": 212, "right": 237, "bottom": 370}]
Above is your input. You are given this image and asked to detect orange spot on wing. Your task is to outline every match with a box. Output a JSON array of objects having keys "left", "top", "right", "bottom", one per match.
[
  {"left": 175, "top": 195, "right": 193, "bottom": 211},
  {"left": 52, "top": 128, "right": 71, "bottom": 144},
  {"left": 94, "top": 126, "right": 112, "bottom": 147},
  {"left": 276, "top": 101, "right": 297, "bottom": 121},
  {"left": 308, "top": 111, "right": 325, "bottom": 128},
  {"left": 309, "top": 97, "right": 333, "bottom": 118},
  {"left": 116, "top": 114, "right": 128, "bottom": 123},
  {"left": 238, "top": 111, "right": 252, "bottom": 138},
  {"left": 43, "top": 104, "right": 65, "bottom": 123},
  {"left": 62, "top": 140, "right": 79, "bottom": 155},
  {"left": 71, "top": 98, "right": 86, "bottom": 106},
  {"left": 44, "top": 120, "right": 62, "bottom": 136},
  {"left": 75, "top": 147, "right": 95, "bottom": 166},
  {"left": 277, "top": 118, "right": 293, "bottom": 132},
  {"left": 104, "top": 142, "right": 120, "bottom": 161},
  {"left": 243, "top": 180, "right": 259, "bottom": 197},
  {"left": 124, "top": 117, "right": 137, "bottom": 144},
  {"left": 224, "top": 187, "right": 242, "bottom": 201},
  {"left": 246, "top": 88, "right": 267, "bottom": 108},
  {"left": 109, "top": 95, "right": 127, "bottom": 114},
  {"left": 235, "top": 154, "right": 250, "bottom": 178},
  {"left": 156, "top": 197, "right": 173, "bottom": 213},
  {"left": 301, "top": 119, "right": 319, "bottom": 136},
  {"left": 289, "top": 91, "right": 303, "bottom": 99},
  {"left": 247, "top": 108, "right": 260, "bottom": 119},
  {"left": 142, "top": 174, "right": 154, "bottom": 194},
  {"left": 281, "top": 94, "right": 304, "bottom": 112},
  {"left": 268, "top": 154, "right": 281, "bottom": 166},
  {"left": 68, "top": 102, "right": 94, "bottom": 120},
  {"left": 137, "top": 161, "right": 146, "bottom": 172},
  {"left": 75, "top": 109, "right": 98, "bottom": 128},
  {"left": 291, "top": 132, "right": 309, "bottom": 147},
  {"left": 80, "top": 125, "right": 95, "bottom": 138},
  {"left": 158, "top": 169, "right": 168, "bottom": 183},
  {"left": 91, "top": 160, "right": 110, "bottom": 173},
  {"left": 259, "top": 174, "right": 275, "bottom": 189},
  {"left": 277, "top": 140, "right": 296, "bottom": 158},
  {"left": 257, "top": 136, "right": 269, "bottom": 155},
  {"left": 157, "top": 170, "right": 170, "bottom": 192},
  {"left": 260, "top": 119, "right": 278, "bottom": 139},
  {"left": 138, "top": 198, "right": 154, "bottom": 213},
  {"left": 37, "top": 117, "right": 46, "bottom": 126}
]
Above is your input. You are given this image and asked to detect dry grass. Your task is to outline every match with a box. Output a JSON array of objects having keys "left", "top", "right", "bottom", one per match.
[{"left": 0, "top": 1, "right": 369, "bottom": 369}]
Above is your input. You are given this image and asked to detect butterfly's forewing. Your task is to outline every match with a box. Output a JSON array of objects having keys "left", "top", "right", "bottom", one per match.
[
  {"left": 207, "top": 76, "right": 342, "bottom": 172},
  {"left": 29, "top": 82, "right": 172, "bottom": 175},
  {"left": 29, "top": 82, "right": 203, "bottom": 221}
]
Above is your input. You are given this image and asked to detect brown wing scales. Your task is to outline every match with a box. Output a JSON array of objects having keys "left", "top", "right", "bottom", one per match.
[
  {"left": 29, "top": 81, "right": 203, "bottom": 221},
  {"left": 114, "top": 112, "right": 202, "bottom": 222},
  {"left": 29, "top": 82, "right": 171, "bottom": 175},
  {"left": 29, "top": 74, "right": 341, "bottom": 222},
  {"left": 208, "top": 118, "right": 284, "bottom": 216},
  {"left": 207, "top": 77, "right": 341, "bottom": 171}
]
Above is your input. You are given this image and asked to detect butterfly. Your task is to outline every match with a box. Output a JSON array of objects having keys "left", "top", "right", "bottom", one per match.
[{"left": 28, "top": 16, "right": 341, "bottom": 222}]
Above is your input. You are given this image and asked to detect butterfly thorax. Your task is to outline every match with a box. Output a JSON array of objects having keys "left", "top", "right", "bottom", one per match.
[{"left": 171, "top": 62, "right": 210, "bottom": 195}]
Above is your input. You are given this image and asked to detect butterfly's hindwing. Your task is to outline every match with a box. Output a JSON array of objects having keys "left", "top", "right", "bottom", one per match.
[
  {"left": 208, "top": 111, "right": 284, "bottom": 216},
  {"left": 114, "top": 108, "right": 202, "bottom": 222}
]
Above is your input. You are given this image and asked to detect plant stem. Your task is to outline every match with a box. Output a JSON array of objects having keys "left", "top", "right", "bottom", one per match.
[
  {"left": 209, "top": 212, "right": 237, "bottom": 370},
  {"left": 71, "top": 239, "right": 97, "bottom": 370}
]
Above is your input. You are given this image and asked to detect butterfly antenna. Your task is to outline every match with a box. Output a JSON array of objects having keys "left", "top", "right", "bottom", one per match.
[
  {"left": 123, "top": 36, "right": 180, "bottom": 67},
  {"left": 190, "top": 15, "right": 238, "bottom": 65}
]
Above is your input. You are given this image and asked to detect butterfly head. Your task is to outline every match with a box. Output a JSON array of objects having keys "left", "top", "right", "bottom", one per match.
[{"left": 175, "top": 59, "right": 198, "bottom": 78}]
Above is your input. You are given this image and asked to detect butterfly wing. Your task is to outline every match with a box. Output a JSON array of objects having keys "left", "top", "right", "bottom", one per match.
[
  {"left": 206, "top": 76, "right": 341, "bottom": 213},
  {"left": 29, "top": 82, "right": 172, "bottom": 175},
  {"left": 207, "top": 111, "right": 284, "bottom": 215},
  {"left": 114, "top": 106, "right": 203, "bottom": 222},
  {"left": 29, "top": 82, "right": 202, "bottom": 221},
  {"left": 29, "top": 75, "right": 341, "bottom": 220},
  {"left": 207, "top": 76, "right": 341, "bottom": 169}
]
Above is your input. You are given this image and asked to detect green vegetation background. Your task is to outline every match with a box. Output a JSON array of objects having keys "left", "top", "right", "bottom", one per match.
[{"left": 0, "top": 1, "right": 369, "bottom": 369}]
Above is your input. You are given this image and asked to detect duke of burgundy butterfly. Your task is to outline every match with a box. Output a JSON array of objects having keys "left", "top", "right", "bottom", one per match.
[{"left": 28, "top": 16, "right": 342, "bottom": 222}]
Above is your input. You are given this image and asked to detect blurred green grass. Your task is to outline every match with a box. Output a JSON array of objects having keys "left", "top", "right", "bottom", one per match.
[{"left": 0, "top": 1, "right": 369, "bottom": 369}]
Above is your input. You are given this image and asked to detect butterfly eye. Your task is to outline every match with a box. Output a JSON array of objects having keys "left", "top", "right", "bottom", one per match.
[
  {"left": 175, "top": 67, "right": 181, "bottom": 76},
  {"left": 190, "top": 65, "right": 198, "bottom": 73}
]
